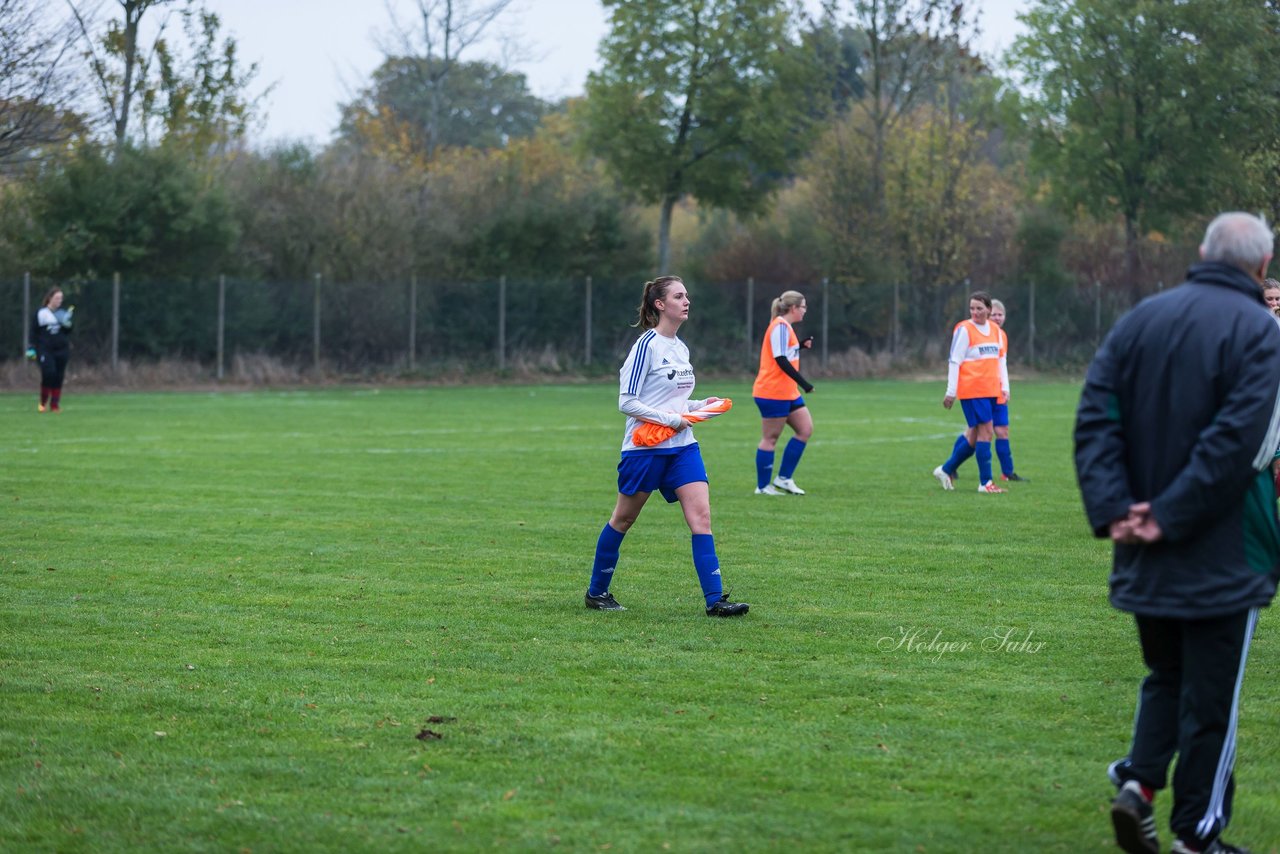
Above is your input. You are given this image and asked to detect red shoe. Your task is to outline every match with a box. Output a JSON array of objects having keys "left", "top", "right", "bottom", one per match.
[{"left": 977, "top": 481, "right": 1006, "bottom": 494}]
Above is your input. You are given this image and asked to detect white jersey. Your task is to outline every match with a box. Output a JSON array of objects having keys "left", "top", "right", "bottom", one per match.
[
  {"left": 37, "top": 307, "right": 66, "bottom": 335},
  {"left": 618, "top": 329, "right": 698, "bottom": 452}
]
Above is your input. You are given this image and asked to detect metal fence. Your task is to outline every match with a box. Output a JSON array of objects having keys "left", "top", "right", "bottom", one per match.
[{"left": 2, "top": 272, "right": 1164, "bottom": 378}]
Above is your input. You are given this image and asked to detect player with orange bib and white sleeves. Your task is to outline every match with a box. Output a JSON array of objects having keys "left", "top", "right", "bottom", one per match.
[
  {"left": 932, "top": 290, "right": 1010, "bottom": 494},
  {"left": 752, "top": 290, "right": 815, "bottom": 495},
  {"left": 942, "top": 298, "right": 1027, "bottom": 483}
]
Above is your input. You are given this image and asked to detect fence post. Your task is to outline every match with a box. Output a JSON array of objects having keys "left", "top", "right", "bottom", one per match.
[
  {"left": 1094, "top": 279, "right": 1102, "bottom": 348},
  {"left": 111, "top": 272, "right": 120, "bottom": 373},
  {"left": 313, "top": 273, "right": 322, "bottom": 373},
  {"left": 821, "top": 276, "right": 829, "bottom": 370},
  {"left": 409, "top": 274, "right": 417, "bottom": 371},
  {"left": 22, "top": 272, "right": 30, "bottom": 353},
  {"left": 746, "top": 277, "right": 754, "bottom": 363},
  {"left": 584, "top": 275, "right": 592, "bottom": 365},
  {"left": 1028, "top": 279, "right": 1036, "bottom": 369},
  {"left": 498, "top": 274, "right": 506, "bottom": 371},
  {"left": 216, "top": 274, "right": 226, "bottom": 380}
]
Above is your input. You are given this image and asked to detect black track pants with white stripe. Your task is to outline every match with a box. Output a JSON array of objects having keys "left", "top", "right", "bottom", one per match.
[{"left": 1126, "top": 608, "right": 1257, "bottom": 844}]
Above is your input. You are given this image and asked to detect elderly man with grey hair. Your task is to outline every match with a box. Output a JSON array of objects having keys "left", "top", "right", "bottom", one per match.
[{"left": 1075, "top": 212, "right": 1280, "bottom": 854}]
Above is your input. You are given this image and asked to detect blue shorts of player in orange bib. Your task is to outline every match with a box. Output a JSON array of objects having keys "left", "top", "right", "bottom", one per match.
[
  {"left": 753, "top": 396, "right": 806, "bottom": 419},
  {"left": 960, "top": 397, "right": 997, "bottom": 427}
]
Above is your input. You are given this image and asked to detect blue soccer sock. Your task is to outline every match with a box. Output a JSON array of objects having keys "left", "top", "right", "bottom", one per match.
[
  {"left": 942, "top": 434, "right": 975, "bottom": 476},
  {"left": 996, "top": 438, "right": 1014, "bottom": 476},
  {"left": 756, "top": 448, "right": 774, "bottom": 489},
  {"left": 976, "top": 441, "right": 993, "bottom": 485},
  {"left": 589, "top": 523, "right": 626, "bottom": 596},
  {"left": 691, "top": 533, "right": 723, "bottom": 607},
  {"left": 778, "top": 437, "right": 807, "bottom": 479}
]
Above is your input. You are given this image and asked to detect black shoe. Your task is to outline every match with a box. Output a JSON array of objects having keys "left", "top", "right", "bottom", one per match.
[
  {"left": 585, "top": 591, "right": 626, "bottom": 611},
  {"left": 705, "top": 594, "right": 749, "bottom": 617},
  {"left": 1173, "top": 839, "right": 1252, "bottom": 854},
  {"left": 1111, "top": 781, "right": 1159, "bottom": 854},
  {"left": 1000, "top": 473, "right": 1029, "bottom": 482}
]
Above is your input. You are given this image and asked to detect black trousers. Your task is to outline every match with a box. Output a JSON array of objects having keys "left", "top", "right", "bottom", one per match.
[
  {"left": 38, "top": 348, "right": 69, "bottom": 389},
  {"left": 1120, "top": 608, "right": 1257, "bottom": 844}
]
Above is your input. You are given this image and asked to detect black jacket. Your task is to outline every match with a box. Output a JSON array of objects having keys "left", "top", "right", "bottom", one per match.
[{"left": 1074, "top": 261, "right": 1280, "bottom": 618}]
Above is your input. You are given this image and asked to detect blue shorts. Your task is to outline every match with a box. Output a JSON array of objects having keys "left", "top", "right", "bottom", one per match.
[
  {"left": 754, "top": 396, "right": 806, "bottom": 419},
  {"left": 960, "top": 397, "right": 997, "bottom": 427},
  {"left": 617, "top": 443, "right": 708, "bottom": 503},
  {"left": 993, "top": 401, "right": 1009, "bottom": 428}
]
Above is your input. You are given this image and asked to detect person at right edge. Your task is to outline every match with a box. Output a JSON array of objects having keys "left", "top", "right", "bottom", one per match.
[{"left": 1074, "top": 212, "right": 1280, "bottom": 854}]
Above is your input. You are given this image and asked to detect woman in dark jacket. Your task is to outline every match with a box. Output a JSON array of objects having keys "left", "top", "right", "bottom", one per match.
[{"left": 30, "top": 286, "right": 73, "bottom": 412}]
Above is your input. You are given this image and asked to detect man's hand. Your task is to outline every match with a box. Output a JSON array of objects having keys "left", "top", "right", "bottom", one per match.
[
  {"left": 1109, "top": 502, "right": 1163, "bottom": 544},
  {"left": 943, "top": 395, "right": 955, "bottom": 410}
]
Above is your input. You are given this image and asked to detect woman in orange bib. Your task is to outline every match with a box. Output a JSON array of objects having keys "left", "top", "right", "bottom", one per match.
[
  {"left": 752, "top": 290, "right": 815, "bottom": 495},
  {"left": 932, "top": 290, "right": 1009, "bottom": 493}
]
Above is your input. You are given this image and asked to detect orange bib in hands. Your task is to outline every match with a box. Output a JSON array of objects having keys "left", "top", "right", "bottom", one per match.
[{"left": 632, "top": 398, "right": 734, "bottom": 447}]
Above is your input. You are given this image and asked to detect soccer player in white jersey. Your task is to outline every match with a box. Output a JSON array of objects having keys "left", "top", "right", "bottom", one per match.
[{"left": 584, "top": 275, "right": 749, "bottom": 617}]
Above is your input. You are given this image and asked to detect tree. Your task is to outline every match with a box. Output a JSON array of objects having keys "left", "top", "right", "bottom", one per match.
[
  {"left": 804, "top": 97, "right": 1013, "bottom": 337},
  {"left": 366, "top": 0, "right": 523, "bottom": 162},
  {"left": 70, "top": 0, "right": 177, "bottom": 147},
  {"left": 1229, "top": 2, "right": 1280, "bottom": 228},
  {"left": 23, "top": 143, "right": 236, "bottom": 279},
  {"left": 147, "top": 4, "right": 260, "bottom": 153},
  {"left": 0, "top": 0, "right": 82, "bottom": 168},
  {"left": 1010, "top": 0, "right": 1277, "bottom": 291},
  {"left": 70, "top": 0, "right": 258, "bottom": 151},
  {"left": 578, "top": 0, "right": 824, "bottom": 273},
  {"left": 339, "top": 57, "right": 547, "bottom": 157},
  {"left": 830, "top": 0, "right": 981, "bottom": 268}
]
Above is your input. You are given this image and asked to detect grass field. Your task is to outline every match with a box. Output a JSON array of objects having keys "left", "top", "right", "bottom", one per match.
[{"left": 2, "top": 379, "right": 1279, "bottom": 853}]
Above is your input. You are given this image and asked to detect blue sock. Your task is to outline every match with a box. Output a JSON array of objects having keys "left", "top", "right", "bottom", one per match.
[
  {"left": 756, "top": 449, "right": 774, "bottom": 489},
  {"left": 976, "top": 441, "right": 993, "bottom": 485},
  {"left": 942, "top": 434, "right": 974, "bottom": 476},
  {"left": 589, "top": 524, "right": 625, "bottom": 596},
  {"left": 691, "top": 534, "right": 723, "bottom": 607},
  {"left": 778, "top": 437, "right": 807, "bottom": 479},
  {"left": 996, "top": 438, "right": 1014, "bottom": 476}
]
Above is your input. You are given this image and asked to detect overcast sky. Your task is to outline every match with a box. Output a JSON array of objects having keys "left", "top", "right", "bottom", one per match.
[{"left": 203, "top": 0, "right": 1031, "bottom": 147}]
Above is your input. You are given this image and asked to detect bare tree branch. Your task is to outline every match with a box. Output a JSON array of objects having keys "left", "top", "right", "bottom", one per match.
[{"left": 0, "top": 0, "right": 81, "bottom": 167}]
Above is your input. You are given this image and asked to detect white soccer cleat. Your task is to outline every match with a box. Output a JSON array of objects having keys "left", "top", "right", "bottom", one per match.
[
  {"left": 772, "top": 477, "right": 806, "bottom": 495},
  {"left": 932, "top": 465, "right": 954, "bottom": 491},
  {"left": 977, "top": 481, "right": 1007, "bottom": 494},
  {"left": 755, "top": 484, "right": 784, "bottom": 495}
]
